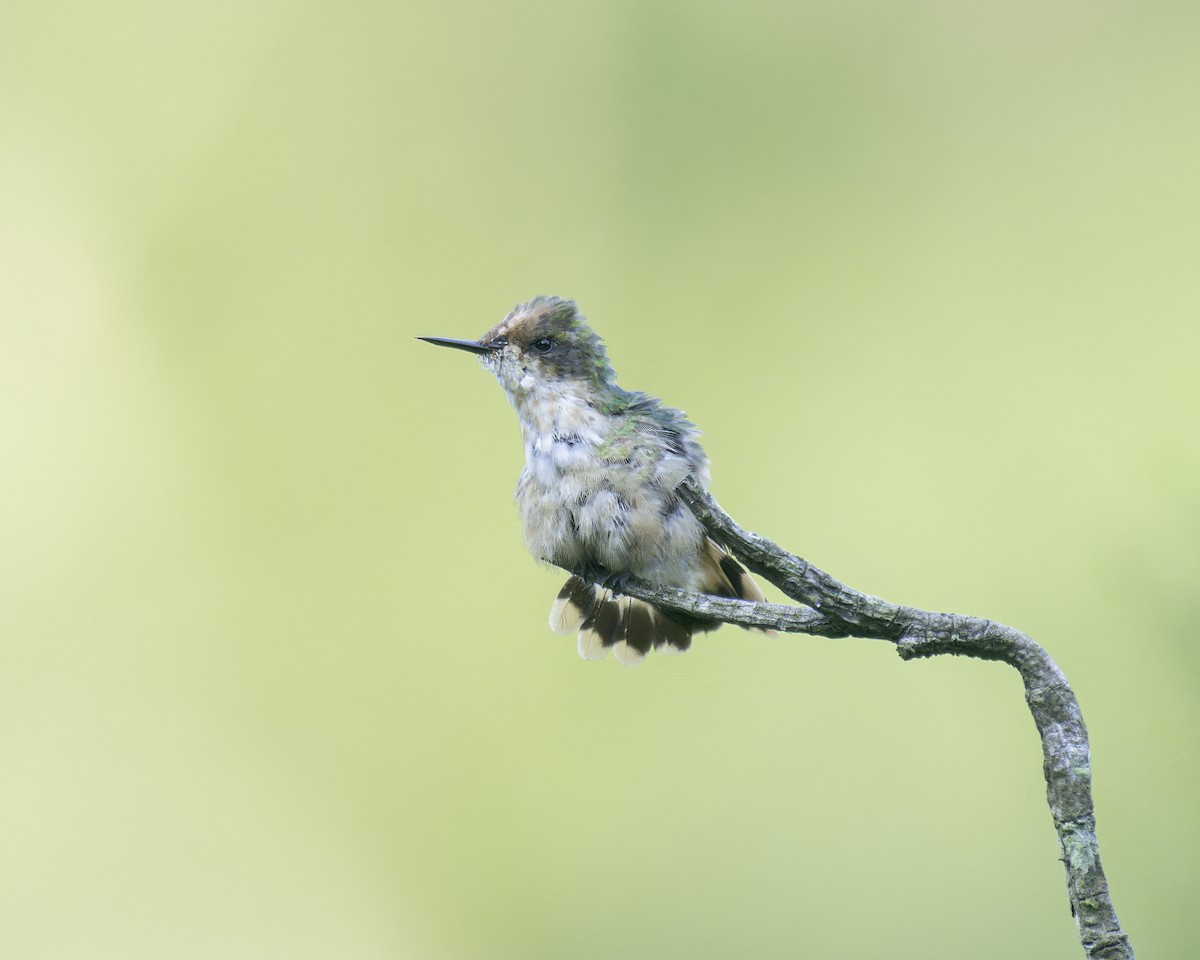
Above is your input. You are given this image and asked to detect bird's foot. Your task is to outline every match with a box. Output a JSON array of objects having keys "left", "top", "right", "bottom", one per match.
[
  {"left": 575, "top": 563, "right": 631, "bottom": 595},
  {"left": 598, "top": 571, "right": 631, "bottom": 594}
]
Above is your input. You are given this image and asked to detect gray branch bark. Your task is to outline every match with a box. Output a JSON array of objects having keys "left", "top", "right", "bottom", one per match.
[{"left": 573, "top": 477, "right": 1134, "bottom": 960}]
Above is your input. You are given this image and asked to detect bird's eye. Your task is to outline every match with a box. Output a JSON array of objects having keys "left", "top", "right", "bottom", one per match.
[{"left": 532, "top": 338, "right": 554, "bottom": 353}]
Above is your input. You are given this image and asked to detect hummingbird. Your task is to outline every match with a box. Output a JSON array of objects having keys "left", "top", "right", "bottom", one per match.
[{"left": 420, "top": 296, "right": 765, "bottom": 665}]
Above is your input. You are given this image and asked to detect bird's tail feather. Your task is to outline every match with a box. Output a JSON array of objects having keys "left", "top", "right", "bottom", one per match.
[
  {"left": 548, "top": 541, "right": 766, "bottom": 665},
  {"left": 550, "top": 579, "right": 681, "bottom": 664}
]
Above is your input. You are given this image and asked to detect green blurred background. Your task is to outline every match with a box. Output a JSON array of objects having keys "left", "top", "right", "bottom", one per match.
[{"left": 2, "top": 1, "right": 1196, "bottom": 957}]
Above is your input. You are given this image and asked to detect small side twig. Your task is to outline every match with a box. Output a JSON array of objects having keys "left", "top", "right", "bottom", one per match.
[{"left": 565, "top": 477, "right": 1133, "bottom": 960}]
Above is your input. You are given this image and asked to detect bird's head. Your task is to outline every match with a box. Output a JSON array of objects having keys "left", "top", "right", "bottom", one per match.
[{"left": 420, "top": 296, "right": 616, "bottom": 403}]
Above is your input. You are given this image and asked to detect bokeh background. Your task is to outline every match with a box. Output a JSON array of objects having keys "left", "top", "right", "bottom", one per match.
[{"left": 2, "top": 1, "right": 1196, "bottom": 957}]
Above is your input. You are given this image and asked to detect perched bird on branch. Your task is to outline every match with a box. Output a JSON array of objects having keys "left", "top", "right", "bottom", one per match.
[{"left": 420, "top": 296, "right": 764, "bottom": 665}]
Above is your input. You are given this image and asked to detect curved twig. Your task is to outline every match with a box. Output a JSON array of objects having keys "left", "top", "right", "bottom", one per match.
[{"left": 568, "top": 477, "right": 1134, "bottom": 960}]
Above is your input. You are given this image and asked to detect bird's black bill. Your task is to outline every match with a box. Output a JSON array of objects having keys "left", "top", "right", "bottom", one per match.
[{"left": 417, "top": 336, "right": 494, "bottom": 355}]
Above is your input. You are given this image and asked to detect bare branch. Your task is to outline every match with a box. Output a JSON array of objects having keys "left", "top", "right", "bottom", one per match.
[{"left": 567, "top": 477, "right": 1134, "bottom": 960}]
